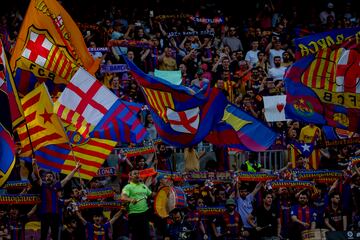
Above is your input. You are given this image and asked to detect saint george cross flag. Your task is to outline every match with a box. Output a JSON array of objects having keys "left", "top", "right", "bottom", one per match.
[{"left": 57, "top": 67, "right": 147, "bottom": 143}]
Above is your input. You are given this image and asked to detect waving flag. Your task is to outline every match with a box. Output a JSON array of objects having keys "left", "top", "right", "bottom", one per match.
[
  {"left": 10, "top": 0, "right": 100, "bottom": 97},
  {"left": 57, "top": 67, "right": 147, "bottom": 143},
  {"left": 294, "top": 27, "right": 360, "bottom": 59},
  {"left": 288, "top": 142, "right": 320, "bottom": 170},
  {"left": 0, "top": 60, "right": 16, "bottom": 186},
  {"left": 0, "top": 125, "right": 15, "bottom": 187},
  {"left": 124, "top": 55, "right": 228, "bottom": 147},
  {"left": 33, "top": 126, "right": 117, "bottom": 180},
  {"left": 54, "top": 101, "right": 94, "bottom": 138},
  {"left": 0, "top": 39, "right": 24, "bottom": 127},
  {"left": 16, "top": 83, "right": 68, "bottom": 157},
  {"left": 285, "top": 35, "right": 360, "bottom": 132},
  {"left": 205, "top": 104, "right": 278, "bottom": 152},
  {"left": 322, "top": 126, "right": 360, "bottom": 146}
]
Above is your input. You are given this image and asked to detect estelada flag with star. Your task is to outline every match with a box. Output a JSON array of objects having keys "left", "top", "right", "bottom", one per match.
[
  {"left": 288, "top": 139, "right": 320, "bottom": 170},
  {"left": 16, "top": 83, "right": 68, "bottom": 157},
  {"left": 285, "top": 30, "right": 360, "bottom": 133},
  {"left": 10, "top": 0, "right": 100, "bottom": 97}
]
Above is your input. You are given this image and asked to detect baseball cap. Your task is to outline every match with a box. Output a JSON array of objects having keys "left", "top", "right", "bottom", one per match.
[
  {"left": 225, "top": 198, "right": 236, "bottom": 206},
  {"left": 327, "top": 2, "right": 334, "bottom": 8}
]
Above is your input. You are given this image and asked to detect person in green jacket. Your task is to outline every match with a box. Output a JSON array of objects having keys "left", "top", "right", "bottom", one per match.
[{"left": 121, "top": 170, "right": 153, "bottom": 240}]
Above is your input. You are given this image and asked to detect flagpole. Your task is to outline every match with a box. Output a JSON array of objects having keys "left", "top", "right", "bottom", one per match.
[{"left": 67, "top": 141, "right": 84, "bottom": 189}]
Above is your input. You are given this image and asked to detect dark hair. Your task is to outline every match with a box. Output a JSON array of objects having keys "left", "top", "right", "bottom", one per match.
[
  {"left": 329, "top": 191, "right": 340, "bottom": 199},
  {"left": 263, "top": 191, "right": 273, "bottom": 199},
  {"left": 239, "top": 184, "right": 249, "bottom": 191}
]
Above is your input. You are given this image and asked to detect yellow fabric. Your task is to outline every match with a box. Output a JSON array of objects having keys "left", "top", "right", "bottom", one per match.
[
  {"left": 299, "top": 125, "right": 321, "bottom": 143},
  {"left": 25, "top": 221, "right": 41, "bottom": 231},
  {"left": 54, "top": 101, "right": 94, "bottom": 138},
  {"left": 10, "top": 0, "right": 99, "bottom": 85},
  {"left": 60, "top": 137, "right": 117, "bottom": 180},
  {"left": 159, "top": 57, "right": 177, "bottom": 71},
  {"left": 222, "top": 106, "right": 251, "bottom": 131},
  {"left": 17, "top": 83, "right": 68, "bottom": 157},
  {"left": 184, "top": 148, "right": 200, "bottom": 172}
]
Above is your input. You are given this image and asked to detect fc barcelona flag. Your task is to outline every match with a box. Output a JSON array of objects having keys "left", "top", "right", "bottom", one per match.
[
  {"left": 284, "top": 35, "right": 360, "bottom": 133},
  {"left": 33, "top": 126, "right": 117, "bottom": 180},
  {"left": 294, "top": 27, "right": 360, "bottom": 59},
  {"left": 10, "top": 0, "right": 100, "bottom": 97},
  {"left": 124, "top": 55, "right": 228, "bottom": 147}
]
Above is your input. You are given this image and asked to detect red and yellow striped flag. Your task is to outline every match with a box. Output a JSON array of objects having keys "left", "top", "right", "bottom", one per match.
[
  {"left": 17, "top": 83, "right": 68, "bottom": 157},
  {"left": 54, "top": 101, "right": 94, "bottom": 138},
  {"left": 61, "top": 138, "right": 117, "bottom": 180},
  {"left": 35, "top": 127, "right": 117, "bottom": 180},
  {"left": 141, "top": 87, "right": 174, "bottom": 121}
]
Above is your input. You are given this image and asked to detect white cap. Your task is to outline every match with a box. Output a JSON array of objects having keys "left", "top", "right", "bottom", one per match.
[{"left": 327, "top": 2, "right": 334, "bottom": 8}]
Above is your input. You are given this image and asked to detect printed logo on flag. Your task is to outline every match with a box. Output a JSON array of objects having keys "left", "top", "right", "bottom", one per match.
[
  {"left": 15, "top": 26, "right": 77, "bottom": 83},
  {"left": 166, "top": 107, "right": 200, "bottom": 134}
]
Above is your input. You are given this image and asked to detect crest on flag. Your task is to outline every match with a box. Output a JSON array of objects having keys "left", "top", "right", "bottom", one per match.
[
  {"left": 167, "top": 107, "right": 200, "bottom": 134},
  {"left": 10, "top": 0, "right": 100, "bottom": 97},
  {"left": 14, "top": 26, "right": 77, "bottom": 87},
  {"left": 285, "top": 32, "right": 360, "bottom": 132}
]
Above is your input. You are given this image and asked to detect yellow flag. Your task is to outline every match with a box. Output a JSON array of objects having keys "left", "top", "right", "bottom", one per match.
[
  {"left": 10, "top": 0, "right": 99, "bottom": 96},
  {"left": 17, "top": 83, "right": 68, "bottom": 157}
]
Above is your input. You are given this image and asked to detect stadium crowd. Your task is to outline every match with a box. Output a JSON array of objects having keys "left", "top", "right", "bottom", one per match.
[{"left": 0, "top": 0, "right": 360, "bottom": 239}]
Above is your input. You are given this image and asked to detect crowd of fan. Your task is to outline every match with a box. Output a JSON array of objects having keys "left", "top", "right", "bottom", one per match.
[{"left": 0, "top": 0, "right": 360, "bottom": 239}]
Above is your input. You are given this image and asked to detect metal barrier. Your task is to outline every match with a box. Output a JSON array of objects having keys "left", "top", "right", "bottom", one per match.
[
  {"left": 230, "top": 150, "right": 287, "bottom": 171},
  {"left": 110, "top": 143, "right": 287, "bottom": 171}
]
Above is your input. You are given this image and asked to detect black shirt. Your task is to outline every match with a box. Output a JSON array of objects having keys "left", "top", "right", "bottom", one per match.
[{"left": 252, "top": 204, "right": 279, "bottom": 237}]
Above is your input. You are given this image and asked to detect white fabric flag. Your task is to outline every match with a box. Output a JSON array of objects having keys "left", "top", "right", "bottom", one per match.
[
  {"left": 263, "top": 95, "right": 289, "bottom": 122},
  {"left": 57, "top": 67, "right": 118, "bottom": 126}
]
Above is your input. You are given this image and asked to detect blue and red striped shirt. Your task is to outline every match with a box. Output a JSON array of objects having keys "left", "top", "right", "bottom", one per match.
[
  {"left": 40, "top": 181, "right": 62, "bottom": 215},
  {"left": 86, "top": 222, "right": 110, "bottom": 240},
  {"left": 290, "top": 205, "right": 317, "bottom": 228}
]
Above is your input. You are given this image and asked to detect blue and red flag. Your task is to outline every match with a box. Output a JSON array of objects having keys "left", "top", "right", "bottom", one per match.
[
  {"left": 29, "top": 128, "right": 117, "bottom": 180},
  {"left": 90, "top": 99, "right": 148, "bottom": 144},
  {"left": 0, "top": 124, "right": 15, "bottom": 187},
  {"left": 124, "top": 56, "right": 228, "bottom": 147},
  {"left": 205, "top": 104, "right": 278, "bottom": 152},
  {"left": 294, "top": 27, "right": 360, "bottom": 59},
  {"left": 285, "top": 35, "right": 360, "bottom": 133}
]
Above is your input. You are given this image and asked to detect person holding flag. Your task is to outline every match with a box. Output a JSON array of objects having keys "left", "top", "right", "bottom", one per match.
[{"left": 32, "top": 158, "right": 81, "bottom": 240}]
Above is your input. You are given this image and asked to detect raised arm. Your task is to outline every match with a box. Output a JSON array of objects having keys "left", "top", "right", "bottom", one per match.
[
  {"left": 109, "top": 209, "right": 123, "bottom": 225},
  {"left": 250, "top": 181, "right": 264, "bottom": 197},
  {"left": 60, "top": 162, "right": 81, "bottom": 188},
  {"left": 32, "top": 158, "right": 42, "bottom": 186}
]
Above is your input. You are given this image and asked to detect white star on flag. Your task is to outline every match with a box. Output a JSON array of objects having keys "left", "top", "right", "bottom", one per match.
[{"left": 301, "top": 143, "right": 310, "bottom": 152}]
